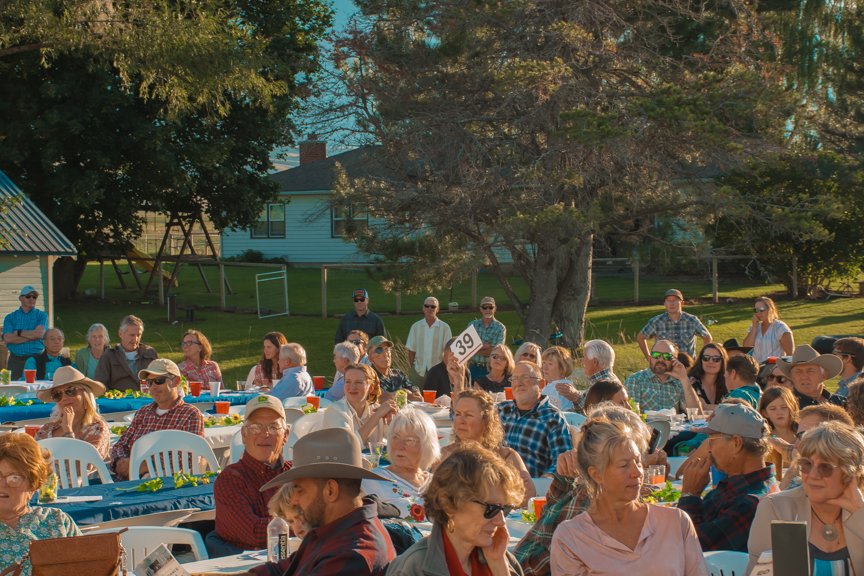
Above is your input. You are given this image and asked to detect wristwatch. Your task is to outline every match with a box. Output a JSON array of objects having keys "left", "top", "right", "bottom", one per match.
[
  {"left": 16, "top": 329, "right": 22, "bottom": 337},
  {"left": 679, "top": 492, "right": 702, "bottom": 500}
]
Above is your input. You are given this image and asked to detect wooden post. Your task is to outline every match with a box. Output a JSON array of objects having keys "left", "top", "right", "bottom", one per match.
[
  {"left": 711, "top": 257, "right": 719, "bottom": 303},
  {"left": 471, "top": 271, "right": 478, "bottom": 309},
  {"left": 321, "top": 266, "right": 328, "bottom": 319},
  {"left": 632, "top": 256, "right": 640, "bottom": 304},
  {"left": 282, "top": 265, "right": 289, "bottom": 317},
  {"left": 219, "top": 263, "right": 226, "bottom": 310},
  {"left": 395, "top": 291, "right": 402, "bottom": 315},
  {"left": 791, "top": 256, "right": 798, "bottom": 298},
  {"left": 158, "top": 261, "right": 165, "bottom": 306},
  {"left": 99, "top": 259, "right": 105, "bottom": 300}
]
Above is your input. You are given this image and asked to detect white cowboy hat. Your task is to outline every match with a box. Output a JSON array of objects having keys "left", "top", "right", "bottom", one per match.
[
  {"left": 777, "top": 345, "right": 843, "bottom": 380},
  {"left": 37, "top": 366, "right": 106, "bottom": 402}
]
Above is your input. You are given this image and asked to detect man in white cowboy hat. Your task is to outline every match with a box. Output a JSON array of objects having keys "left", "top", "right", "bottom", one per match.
[
  {"left": 258, "top": 427, "right": 396, "bottom": 576},
  {"left": 34, "top": 366, "right": 108, "bottom": 456},
  {"left": 777, "top": 344, "right": 844, "bottom": 409},
  {"left": 208, "top": 395, "right": 293, "bottom": 557},
  {"left": 109, "top": 358, "right": 205, "bottom": 480}
]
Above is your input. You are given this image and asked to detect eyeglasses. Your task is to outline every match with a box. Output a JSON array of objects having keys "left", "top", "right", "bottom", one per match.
[
  {"left": 651, "top": 351, "right": 674, "bottom": 361},
  {"left": 180, "top": 341, "right": 200, "bottom": 347},
  {"left": 480, "top": 305, "right": 495, "bottom": 310},
  {"left": 511, "top": 375, "right": 540, "bottom": 383},
  {"left": 245, "top": 423, "right": 286, "bottom": 436},
  {"left": 472, "top": 499, "right": 514, "bottom": 519},
  {"left": 766, "top": 374, "right": 788, "bottom": 384},
  {"left": 22, "top": 294, "right": 37, "bottom": 300},
  {"left": 392, "top": 435, "right": 420, "bottom": 447},
  {"left": 423, "top": 304, "right": 437, "bottom": 309},
  {"left": 354, "top": 297, "right": 366, "bottom": 303},
  {"left": 50, "top": 386, "right": 82, "bottom": 402},
  {"left": 0, "top": 473, "right": 26, "bottom": 488},
  {"left": 350, "top": 339, "right": 363, "bottom": 346},
  {"left": 798, "top": 458, "right": 841, "bottom": 478},
  {"left": 755, "top": 306, "right": 768, "bottom": 313},
  {"left": 146, "top": 376, "right": 170, "bottom": 386},
  {"left": 701, "top": 355, "right": 722, "bottom": 363},
  {"left": 833, "top": 350, "right": 852, "bottom": 358}
]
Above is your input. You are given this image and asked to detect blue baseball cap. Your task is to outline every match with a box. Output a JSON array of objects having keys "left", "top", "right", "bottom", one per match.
[
  {"left": 353, "top": 289, "right": 368, "bottom": 299},
  {"left": 19, "top": 285, "right": 39, "bottom": 297}
]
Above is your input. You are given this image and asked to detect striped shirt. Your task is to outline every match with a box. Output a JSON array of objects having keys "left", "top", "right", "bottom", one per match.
[
  {"left": 640, "top": 311, "right": 710, "bottom": 357},
  {"left": 405, "top": 318, "right": 452, "bottom": 376},
  {"left": 1, "top": 307, "right": 48, "bottom": 356}
]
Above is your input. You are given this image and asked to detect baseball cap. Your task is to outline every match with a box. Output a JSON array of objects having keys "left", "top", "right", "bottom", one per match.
[
  {"left": 19, "top": 285, "right": 39, "bottom": 297},
  {"left": 368, "top": 335, "right": 392, "bottom": 349},
  {"left": 480, "top": 296, "right": 496, "bottom": 306},
  {"left": 664, "top": 289, "right": 684, "bottom": 301},
  {"left": 137, "top": 358, "right": 181, "bottom": 380},
  {"left": 245, "top": 394, "right": 286, "bottom": 420},
  {"left": 707, "top": 403, "right": 766, "bottom": 439},
  {"left": 353, "top": 289, "right": 368, "bottom": 299}
]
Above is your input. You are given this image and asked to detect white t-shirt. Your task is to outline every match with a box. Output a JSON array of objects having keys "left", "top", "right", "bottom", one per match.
[{"left": 748, "top": 320, "right": 791, "bottom": 363}]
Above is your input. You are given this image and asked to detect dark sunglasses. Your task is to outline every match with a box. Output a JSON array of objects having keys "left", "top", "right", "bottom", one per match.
[
  {"left": 798, "top": 458, "right": 840, "bottom": 478},
  {"left": 350, "top": 339, "right": 363, "bottom": 346},
  {"left": 374, "top": 346, "right": 387, "bottom": 354},
  {"left": 755, "top": 306, "right": 768, "bottom": 313},
  {"left": 766, "top": 374, "right": 788, "bottom": 384},
  {"left": 354, "top": 297, "right": 366, "bottom": 302},
  {"left": 146, "top": 376, "right": 170, "bottom": 386},
  {"left": 480, "top": 305, "right": 495, "bottom": 310},
  {"left": 423, "top": 304, "right": 437, "bottom": 309},
  {"left": 22, "top": 294, "right": 38, "bottom": 300},
  {"left": 651, "top": 351, "right": 673, "bottom": 361},
  {"left": 472, "top": 499, "right": 515, "bottom": 519},
  {"left": 51, "top": 387, "right": 81, "bottom": 402},
  {"left": 701, "top": 355, "right": 722, "bottom": 362}
]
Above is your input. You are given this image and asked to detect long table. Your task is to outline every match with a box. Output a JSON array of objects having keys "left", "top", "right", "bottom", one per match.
[
  {"left": 0, "top": 392, "right": 259, "bottom": 422},
  {"left": 38, "top": 476, "right": 215, "bottom": 526}
]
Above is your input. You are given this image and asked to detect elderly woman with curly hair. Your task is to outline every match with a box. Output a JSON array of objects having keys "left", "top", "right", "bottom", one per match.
[
  {"left": 437, "top": 388, "right": 535, "bottom": 504},
  {"left": 322, "top": 363, "right": 397, "bottom": 444},
  {"left": 550, "top": 415, "right": 706, "bottom": 575},
  {"left": 0, "top": 434, "right": 81, "bottom": 575},
  {"left": 386, "top": 443, "right": 525, "bottom": 576},
  {"left": 748, "top": 421, "right": 864, "bottom": 574}
]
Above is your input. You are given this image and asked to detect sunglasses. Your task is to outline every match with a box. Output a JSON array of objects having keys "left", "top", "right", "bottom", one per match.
[
  {"left": 766, "top": 374, "right": 788, "bottom": 384},
  {"left": 373, "top": 346, "right": 387, "bottom": 354},
  {"left": 472, "top": 499, "right": 515, "bottom": 519},
  {"left": 833, "top": 350, "right": 852, "bottom": 358},
  {"left": 51, "top": 386, "right": 82, "bottom": 402},
  {"left": 798, "top": 458, "right": 841, "bottom": 478},
  {"left": 651, "top": 351, "right": 674, "bottom": 361},
  {"left": 354, "top": 297, "right": 366, "bottom": 302},
  {"left": 755, "top": 306, "right": 768, "bottom": 313},
  {"left": 22, "top": 294, "right": 38, "bottom": 300},
  {"left": 702, "top": 355, "right": 722, "bottom": 363},
  {"left": 423, "top": 304, "right": 437, "bottom": 309},
  {"left": 481, "top": 305, "right": 495, "bottom": 310},
  {"left": 180, "top": 341, "right": 200, "bottom": 347},
  {"left": 350, "top": 339, "right": 363, "bottom": 346},
  {"left": 146, "top": 376, "right": 170, "bottom": 386}
]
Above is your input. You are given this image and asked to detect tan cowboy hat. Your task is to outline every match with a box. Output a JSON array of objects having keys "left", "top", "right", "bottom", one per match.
[
  {"left": 37, "top": 366, "right": 106, "bottom": 402},
  {"left": 777, "top": 344, "right": 843, "bottom": 380},
  {"left": 260, "top": 428, "right": 388, "bottom": 490}
]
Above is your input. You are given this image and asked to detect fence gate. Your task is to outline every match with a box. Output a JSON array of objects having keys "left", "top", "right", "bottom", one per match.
[{"left": 256, "top": 269, "right": 289, "bottom": 319}]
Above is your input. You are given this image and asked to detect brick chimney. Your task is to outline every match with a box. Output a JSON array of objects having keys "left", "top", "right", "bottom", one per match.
[{"left": 299, "top": 133, "right": 326, "bottom": 165}]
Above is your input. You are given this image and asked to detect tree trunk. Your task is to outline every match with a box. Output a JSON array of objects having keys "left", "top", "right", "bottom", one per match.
[
  {"left": 52, "top": 256, "right": 88, "bottom": 301},
  {"left": 552, "top": 236, "right": 594, "bottom": 349}
]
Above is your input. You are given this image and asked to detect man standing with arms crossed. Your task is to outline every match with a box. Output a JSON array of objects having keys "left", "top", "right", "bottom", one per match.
[{"left": 2, "top": 285, "right": 48, "bottom": 380}]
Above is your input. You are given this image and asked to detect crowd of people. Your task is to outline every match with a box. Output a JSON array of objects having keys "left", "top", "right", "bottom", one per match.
[{"left": 1, "top": 283, "right": 864, "bottom": 575}]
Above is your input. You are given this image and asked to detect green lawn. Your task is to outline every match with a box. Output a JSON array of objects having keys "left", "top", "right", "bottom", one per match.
[{"left": 57, "top": 262, "right": 860, "bottom": 388}]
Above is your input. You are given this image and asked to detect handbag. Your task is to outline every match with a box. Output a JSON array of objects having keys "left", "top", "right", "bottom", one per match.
[{"left": 0, "top": 529, "right": 127, "bottom": 576}]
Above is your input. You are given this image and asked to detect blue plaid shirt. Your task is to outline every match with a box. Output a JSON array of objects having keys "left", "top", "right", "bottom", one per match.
[
  {"left": 468, "top": 318, "right": 506, "bottom": 368},
  {"left": 498, "top": 396, "right": 573, "bottom": 477},
  {"left": 2, "top": 307, "right": 48, "bottom": 356},
  {"left": 640, "top": 311, "right": 710, "bottom": 357},
  {"left": 624, "top": 368, "right": 684, "bottom": 412},
  {"left": 836, "top": 371, "right": 864, "bottom": 398}
]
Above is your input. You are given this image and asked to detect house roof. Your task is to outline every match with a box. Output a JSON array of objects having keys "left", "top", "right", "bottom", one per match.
[
  {"left": 269, "top": 147, "right": 374, "bottom": 192},
  {"left": 0, "top": 170, "right": 77, "bottom": 257}
]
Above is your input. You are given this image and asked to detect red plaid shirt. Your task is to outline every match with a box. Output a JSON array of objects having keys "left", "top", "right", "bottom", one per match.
[
  {"left": 109, "top": 398, "right": 204, "bottom": 473},
  {"left": 214, "top": 452, "right": 292, "bottom": 550},
  {"left": 179, "top": 359, "right": 223, "bottom": 389}
]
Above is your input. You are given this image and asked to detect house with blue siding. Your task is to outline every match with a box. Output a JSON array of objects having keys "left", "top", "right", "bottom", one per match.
[{"left": 221, "top": 138, "right": 378, "bottom": 264}]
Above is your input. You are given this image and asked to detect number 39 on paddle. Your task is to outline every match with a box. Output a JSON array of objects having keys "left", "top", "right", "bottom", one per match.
[{"left": 450, "top": 325, "right": 483, "bottom": 365}]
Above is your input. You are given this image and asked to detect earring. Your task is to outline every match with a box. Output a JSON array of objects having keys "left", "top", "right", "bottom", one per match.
[{"left": 446, "top": 518, "right": 455, "bottom": 533}]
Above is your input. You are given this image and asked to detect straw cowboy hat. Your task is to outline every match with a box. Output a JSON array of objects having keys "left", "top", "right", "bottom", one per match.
[
  {"left": 37, "top": 366, "right": 106, "bottom": 402},
  {"left": 261, "top": 428, "right": 388, "bottom": 490},
  {"left": 777, "top": 345, "right": 843, "bottom": 380}
]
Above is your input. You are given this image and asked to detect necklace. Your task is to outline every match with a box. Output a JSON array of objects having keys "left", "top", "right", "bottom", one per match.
[{"left": 811, "top": 507, "right": 842, "bottom": 542}]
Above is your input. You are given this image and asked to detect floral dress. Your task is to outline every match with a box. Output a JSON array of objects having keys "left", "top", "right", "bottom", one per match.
[
  {"left": 0, "top": 507, "right": 81, "bottom": 576},
  {"left": 361, "top": 467, "right": 430, "bottom": 518}
]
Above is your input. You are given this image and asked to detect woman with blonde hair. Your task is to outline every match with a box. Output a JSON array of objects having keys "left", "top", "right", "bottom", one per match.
[
  {"left": 178, "top": 329, "right": 222, "bottom": 390},
  {"left": 748, "top": 421, "right": 864, "bottom": 574},
  {"left": 438, "top": 389, "right": 535, "bottom": 503},
  {"left": 743, "top": 296, "right": 795, "bottom": 363},
  {"left": 551, "top": 416, "right": 707, "bottom": 575},
  {"left": 476, "top": 344, "right": 514, "bottom": 395},
  {"left": 322, "top": 363, "right": 397, "bottom": 444},
  {"left": 515, "top": 342, "right": 543, "bottom": 366},
  {"left": 386, "top": 444, "right": 525, "bottom": 576},
  {"left": 541, "top": 346, "right": 576, "bottom": 411}
]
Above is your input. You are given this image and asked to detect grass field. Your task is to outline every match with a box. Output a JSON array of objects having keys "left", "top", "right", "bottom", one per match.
[{"left": 55, "top": 262, "right": 862, "bottom": 388}]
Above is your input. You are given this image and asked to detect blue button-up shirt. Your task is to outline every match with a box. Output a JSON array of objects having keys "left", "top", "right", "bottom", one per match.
[
  {"left": 498, "top": 396, "right": 573, "bottom": 477},
  {"left": 2, "top": 307, "right": 48, "bottom": 357},
  {"left": 270, "top": 366, "right": 315, "bottom": 400}
]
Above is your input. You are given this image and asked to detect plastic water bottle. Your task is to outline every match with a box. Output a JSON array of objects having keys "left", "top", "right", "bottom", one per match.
[{"left": 267, "top": 516, "right": 290, "bottom": 562}]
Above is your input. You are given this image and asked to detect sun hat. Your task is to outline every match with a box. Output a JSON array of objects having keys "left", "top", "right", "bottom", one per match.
[
  {"left": 707, "top": 403, "right": 766, "bottom": 439},
  {"left": 261, "top": 428, "right": 388, "bottom": 490},
  {"left": 664, "top": 289, "right": 684, "bottom": 301},
  {"left": 137, "top": 358, "right": 181, "bottom": 380},
  {"left": 776, "top": 345, "right": 843, "bottom": 380},
  {"left": 37, "top": 366, "right": 106, "bottom": 402},
  {"left": 245, "top": 394, "right": 286, "bottom": 420}
]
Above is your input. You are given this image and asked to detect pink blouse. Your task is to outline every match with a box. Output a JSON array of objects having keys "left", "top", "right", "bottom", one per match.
[
  {"left": 179, "top": 359, "right": 223, "bottom": 389},
  {"left": 551, "top": 505, "right": 708, "bottom": 576}
]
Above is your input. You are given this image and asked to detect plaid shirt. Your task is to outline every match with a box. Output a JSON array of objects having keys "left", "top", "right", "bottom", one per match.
[
  {"left": 275, "top": 498, "right": 395, "bottom": 576},
  {"left": 1, "top": 306, "right": 48, "bottom": 357},
  {"left": 179, "top": 359, "right": 222, "bottom": 388},
  {"left": 109, "top": 398, "right": 205, "bottom": 473},
  {"left": 514, "top": 475, "right": 590, "bottom": 576},
  {"left": 677, "top": 466, "right": 777, "bottom": 552},
  {"left": 498, "top": 396, "right": 573, "bottom": 477},
  {"left": 624, "top": 369, "right": 684, "bottom": 412},
  {"left": 836, "top": 370, "right": 864, "bottom": 398},
  {"left": 640, "top": 311, "right": 710, "bottom": 357},
  {"left": 468, "top": 318, "right": 506, "bottom": 368},
  {"left": 375, "top": 367, "right": 419, "bottom": 395},
  {"left": 214, "top": 452, "right": 292, "bottom": 550}
]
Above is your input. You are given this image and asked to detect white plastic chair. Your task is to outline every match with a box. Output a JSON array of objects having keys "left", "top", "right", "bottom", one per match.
[
  {"left": 563, "top": 412, "right": 586, "bottom": 428},
  {"left": 0, "top": 385, "right": 29, "bottom": 398},
  {"left": 37, "top": 437, "right": 113, "bottom": 488},
  {"left": 531, "top": 477, "right": 553, "bottom": 497},
  {"left": 667, "top": 456, "right": 687, "bottom": 478},
  {"left": 283, "top": 408, "right": 305, "bottom": 430},
  {"left": 129, "top": 430, "right": 219, "bottom": 480},
  {"left": 92, "top": 526, "right": 207, "bottom": 569},
  {"left": 703, "top": 550, "right": 749, "bottom": 576},
  {"left": 646, "top": 419, "right": 671, "bottom": 451}
]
